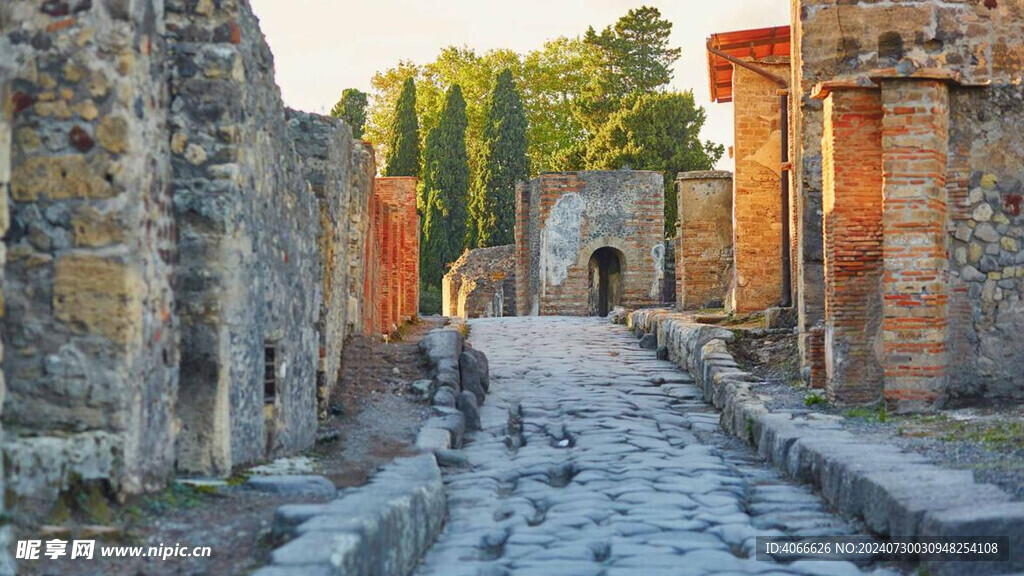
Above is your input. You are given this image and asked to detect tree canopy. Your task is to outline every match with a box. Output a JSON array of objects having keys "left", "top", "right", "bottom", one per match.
[
  {"left": 586, "top": 92, "right": 725, "bottom": 231},
  {"left": 364, "top": 5, "right": 722, "bottom": 238},
  {"left": 330, "top": 88, "right": 368, "bottom": 139}
]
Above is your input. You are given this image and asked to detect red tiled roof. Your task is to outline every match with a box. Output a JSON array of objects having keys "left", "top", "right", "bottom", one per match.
[{"left": 707, "top": 25, "right": 790, "bottom": 103}]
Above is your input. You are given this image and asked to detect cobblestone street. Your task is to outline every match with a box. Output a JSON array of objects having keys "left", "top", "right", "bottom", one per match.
[{"left": 417, "top": 317, "right": 899, "bottom": 576}]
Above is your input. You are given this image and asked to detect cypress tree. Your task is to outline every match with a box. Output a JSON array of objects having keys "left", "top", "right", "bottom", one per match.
[
  {"left": 330, "top": 88, "right": 368, "bottom": 139},
  {"left": 385, "top": 77, "right": 420, "bottom": 179},
  {"left": 421, "top": 85, "right": 470, "bottom": 286},
  {"left": 472, "top": 70, "right": 529, "bottom": 248}
]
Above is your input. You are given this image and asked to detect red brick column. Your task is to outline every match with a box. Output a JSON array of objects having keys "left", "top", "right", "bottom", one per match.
[
  {"left": 821, "top": 87, "right": 885, "bottom": 404},
  {"left": 880, "top": 79, "right": 950, "bottom": 409},
  {"left": 514, "top": 182, "right": 531, "bottom": 316}
]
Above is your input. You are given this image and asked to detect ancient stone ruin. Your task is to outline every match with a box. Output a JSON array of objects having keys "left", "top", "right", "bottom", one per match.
[
  {"left": 515, "top": 171, "right": 667, "bottom": 317},
  {"left": 442, "top": 244, "right": 515, "bottom": 319},
  {"left": 0, "top": 0, "right": 419, "bottom": 519}
]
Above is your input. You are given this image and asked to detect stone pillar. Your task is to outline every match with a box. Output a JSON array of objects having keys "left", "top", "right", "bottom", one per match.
[
  {"left": 880, "top": 80, "right": 950, "bottom": 409},
  {"left": 731, "top": 63, "right": 788, "bottom": 313},
  {"left": 821, "top": 88, "right": 885, "bottom": 404},
  {"left": 675, "top": 171, "right": 733, "bottom": 310}
]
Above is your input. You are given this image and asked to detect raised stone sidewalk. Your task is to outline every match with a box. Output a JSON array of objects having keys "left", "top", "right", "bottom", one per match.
[
  {"left": 252, "top": 325, "right": 490, "bottom": 576},
  {"left": 629, "top": 309, "right": 1024, "bottom": 576}
]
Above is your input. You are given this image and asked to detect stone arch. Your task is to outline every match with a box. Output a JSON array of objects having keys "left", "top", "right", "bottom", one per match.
[{"left": 587, "top": 246, "right": 625, "bottom": 317}]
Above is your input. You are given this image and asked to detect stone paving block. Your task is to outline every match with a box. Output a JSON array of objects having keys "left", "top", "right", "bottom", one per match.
[{"left": 246, "top": 475, "right": 337, "bottom": 498}]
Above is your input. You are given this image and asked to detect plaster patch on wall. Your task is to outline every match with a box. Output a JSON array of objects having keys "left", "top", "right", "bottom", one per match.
[
  {"left": 748, "top": 128, "right": 782, "bottom": 177},
  {"left": 650, "top": 243, "right": 665, "bottom": 298},
  {"left": 541, "top": 193, "right": 584, "bottom": 288}
]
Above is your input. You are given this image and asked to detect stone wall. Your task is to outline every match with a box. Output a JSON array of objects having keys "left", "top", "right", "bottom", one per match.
[
  {"left": 946, "top": 86, "right": 1024, "bottom": 400},
  {"left": 732, "top": 62, "right": 789, "bottom": 314},
  {"left": 1, "top": 0, "right": 179, "bottom": 505},
  {"left": 0, "top": 62, "right": 14, "bottom": 575},
  {"left": 0, "top": 0, "right": 417, "bottom": 527},
  {"left": 168, "top": 0, "right": 321, "bottom": 475},
  {"left": 675, "top": 171, "right": 732, "bottom": 310},
  {"left": 442, "top": 245, "right": 515, "bottom": 319},
  {"left": 348, "top": 142, "right": 375, "bottom": 334},
  {"left": 796, "top": 0, "right": 1024, "bottom": 407},
  {"left": 516, "top": 171, "right": 665, "bottom": 316},
  {"left": 287, "top": 110, "right": 354, "bottom": 416}
]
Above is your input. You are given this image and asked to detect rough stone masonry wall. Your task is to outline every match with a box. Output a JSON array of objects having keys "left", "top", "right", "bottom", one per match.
[
  {"left": 442, "top": 244, "right": 515, "bottom": 318},
  {"left": 167, "top": 0, "right": 321, "bottom": 475},
  {"left": 946, "top": 85, "right": 1024, "bottom": 399},
  {"left": 287, "top": 110, "right": 353, "bottom": 415},
  {"left": 518, "top": 171, "right": 665, "bottom": 316},
  {"left": 675, "top": 171, "right": 732, "bottom": 311},
  {"left": 0, "top": 64, "right": 14, "bottom": 574},
  {"left": 1, "top": 0, "right": 179, "bottom": 504},
  {"left": 732, "top": 62, "right": 789, "bottom": 314},
  {"left": 348, "top": 142, "right": 375, "bottom": 334}
]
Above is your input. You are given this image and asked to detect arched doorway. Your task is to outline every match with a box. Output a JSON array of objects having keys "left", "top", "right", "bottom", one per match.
[{"left": 588, "top": 247, "right": 623, "bottom": 316}]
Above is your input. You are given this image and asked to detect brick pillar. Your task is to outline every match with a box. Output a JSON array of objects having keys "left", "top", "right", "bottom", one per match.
[
  {"left": 821, "top": 88, "right": 885, "bottom": 404},
  {"left": 676, "top": 171, "right": 733, "bottom": 310},
  {"left": 514, "top": 181, "right": 531, "bottom": 316},
  {"left": 389, "top": 205, "right": 401, "bottom": 328},
  {"left": 880, "top": 80, "right": 950, "bottom": 409}
]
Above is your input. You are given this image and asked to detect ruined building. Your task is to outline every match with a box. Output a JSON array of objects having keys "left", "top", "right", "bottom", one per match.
[
  {"left": 0, "top": 0, "right": 419, "bottom": 528},
  {"left": 794, "top": 0, "right": 1024, "bottom": 409},
  {"left": 686, "top": 2, "right": 1024, "bottom": 410},
  {"left": 442, "top": 244, "right": 515, "bottom": 319},
  {"left": 515, "top": 171, "right": 667, "bottom": 316}
]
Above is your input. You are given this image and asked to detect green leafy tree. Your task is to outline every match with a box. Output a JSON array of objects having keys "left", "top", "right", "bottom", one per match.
[
  {"left": 585, "top": 92, "right": 724, "bottom": 233},
  {"left": 421, "top": 85, "right": 470, "bottom": 286},
  {"left": 470, "top": 70, "right": 529, "bottom": 248},
  {"left": 578, "top": 6, "right": 681, "bottom": 130},
  {"left": 330, "top": 88, "right": 368, "bottom": 139}
]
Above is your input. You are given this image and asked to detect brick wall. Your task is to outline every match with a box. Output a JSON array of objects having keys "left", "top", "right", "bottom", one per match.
[
  {"left": 371, "top": 177, "right": 419, "bottom": 334},
  {"left": 675, "top": 171, "right": 733, "bottom": 310},
  {"left": 732, "top": 63, "right": 789, "bottom": 314},
  {"left": 514, "top": 181, "right": 532, "bottom": 315},
  {"left": 821, "top": 88, "right": 885, "bottom": 405},
  {"left": 517, "top": 171, "right": 665, "bottom": 316}
]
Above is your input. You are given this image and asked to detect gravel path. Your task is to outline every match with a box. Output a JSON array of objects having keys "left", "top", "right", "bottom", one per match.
[{"left": 417, "top": 317, "right": 903, "bottom": 576}]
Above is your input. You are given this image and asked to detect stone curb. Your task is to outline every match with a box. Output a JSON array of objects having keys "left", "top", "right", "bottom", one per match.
[
  {"left": 253, "top": 454, "right": 445, "bottom": 576},
  {"left": 628, "top": 309, "right": 1024, "bottom": 576},
  {"left": 253, "top": 324, "right": 493, "bottom": 576}
]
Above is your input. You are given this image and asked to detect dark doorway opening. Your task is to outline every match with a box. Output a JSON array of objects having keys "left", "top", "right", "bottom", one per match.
[{"left": 588, "top": 247, "right": 623, "bottom": 316}]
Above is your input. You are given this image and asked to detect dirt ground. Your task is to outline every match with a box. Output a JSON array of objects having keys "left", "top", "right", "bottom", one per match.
[{"left": 14, "top": 318, "right": 440, "bottom": 576}]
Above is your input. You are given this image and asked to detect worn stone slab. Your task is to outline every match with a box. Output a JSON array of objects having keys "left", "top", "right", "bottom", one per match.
[
  {"left": 416, "top": 427, "right": 452, "bottom": 452},
  {"left": 246, "top": 475, "right": 336, "bottom": 498},
  {"left": 262, "top": 454, "right": 445, "bottom": 576}
]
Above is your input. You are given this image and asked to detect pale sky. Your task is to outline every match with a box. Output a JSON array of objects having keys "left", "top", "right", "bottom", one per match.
[{"left": 249, "top": 0, "right": 790, "bottom": 170}]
